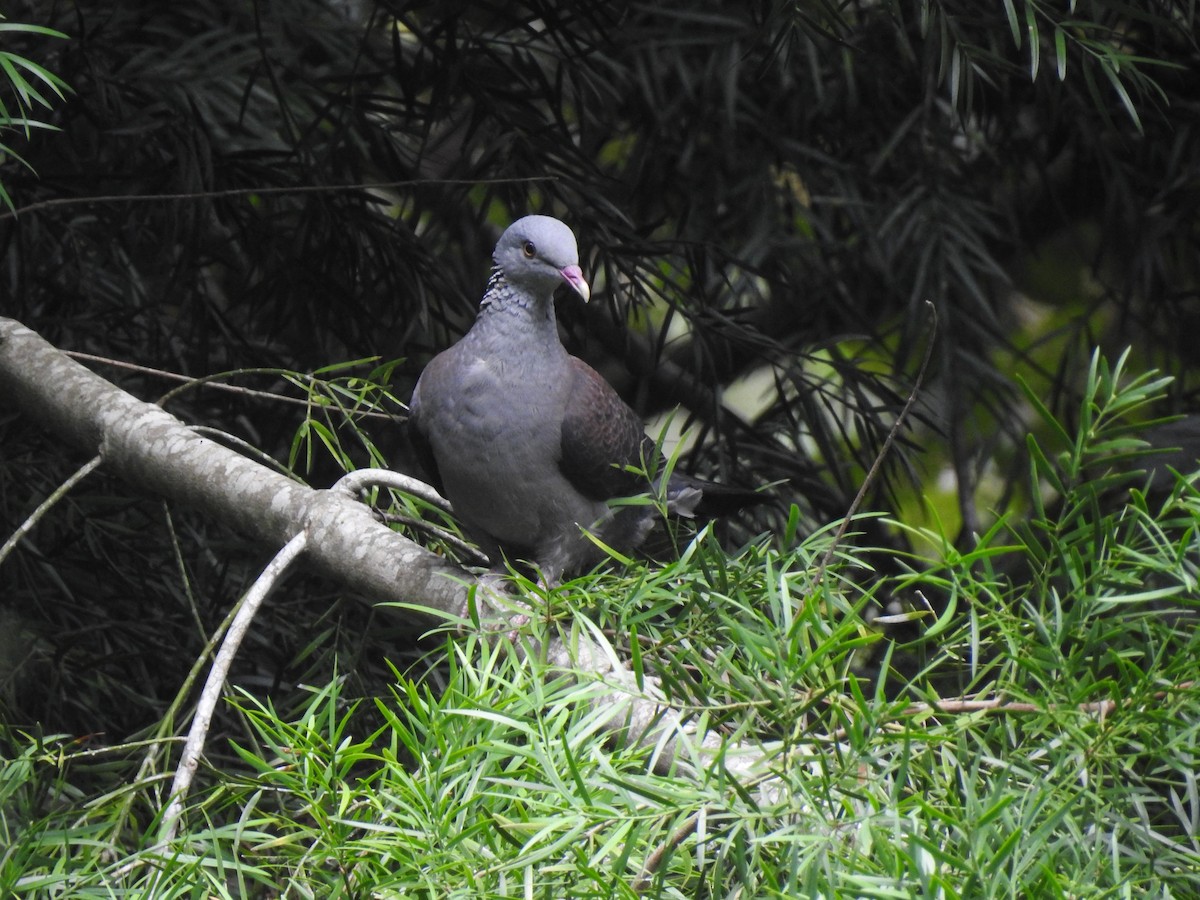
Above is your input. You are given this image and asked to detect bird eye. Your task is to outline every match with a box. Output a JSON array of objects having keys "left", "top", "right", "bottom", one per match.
[{"left": 522, "top": 241, "right": 537, "bottom": 258}]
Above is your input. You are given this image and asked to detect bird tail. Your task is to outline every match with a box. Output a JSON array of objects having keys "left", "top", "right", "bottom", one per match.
[{"left": 667, "top": 474, "right": 767, "bottom": 518}]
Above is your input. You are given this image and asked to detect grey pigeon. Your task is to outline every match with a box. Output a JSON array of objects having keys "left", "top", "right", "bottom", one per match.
[{"left": 409, "top": 215, "right": 755, "bottom": 581}]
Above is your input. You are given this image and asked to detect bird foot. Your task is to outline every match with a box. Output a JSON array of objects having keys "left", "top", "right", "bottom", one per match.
[{"left": 459, "top": 571, "right": 532, "bottom": 640}]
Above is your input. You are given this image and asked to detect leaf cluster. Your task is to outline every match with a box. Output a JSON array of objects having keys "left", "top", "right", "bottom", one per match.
[{"left": 0, "top": 16, "right": 68, "bottom": 210}]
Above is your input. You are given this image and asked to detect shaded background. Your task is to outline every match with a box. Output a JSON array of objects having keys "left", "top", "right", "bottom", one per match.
[{"left": 1, "top": 0, "right": 1197, "bottom": 735}]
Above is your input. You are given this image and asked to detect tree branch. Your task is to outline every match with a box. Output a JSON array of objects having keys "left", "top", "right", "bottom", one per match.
[
  {"left": 160, "top": 529, "right": 310, "bottom": 844},
  {"left": 0, "top": 317, "right": 467, "bottom": 628}
]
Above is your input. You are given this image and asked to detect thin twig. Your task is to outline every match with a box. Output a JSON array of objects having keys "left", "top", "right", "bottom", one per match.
[
  {"left": 64, "top": 351, "right": 404, "bottom": 422},
  {"left": 0, "top": 455, "right": 102, "bottom": 566},
  {"left": 809, "top": 680, "right": 1198, "bottom": 745},
  {"left": 901, "top": 680, "right": 1195, "bottom": 720},
  {"left": 189, "top": 426, "right": 308, "bottom": 482},
  {"left": 634, "top": 810, "right": 702, "bottom": 893},
  {"left": 0, "top": 175, "right": 552, "bottom": 221},
  {"left": 811, "top": 301, "right": 938, "bottom": 589},
  {"left": 159, "top": 529, "right": 309, "bottom": 844},
  {"left": 332, "top": 467, "right": 450, "bottom": 509},
  {"left": 378, "top": 511, "right": 489, "bottom": 567},
  {"left": 334, "top": 467, "right": 490, "bottom": 567}
]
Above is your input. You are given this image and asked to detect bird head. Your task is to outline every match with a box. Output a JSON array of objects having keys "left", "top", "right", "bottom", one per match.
[{"left": 493, "top": 215, "right": 591, "bottom": 303}]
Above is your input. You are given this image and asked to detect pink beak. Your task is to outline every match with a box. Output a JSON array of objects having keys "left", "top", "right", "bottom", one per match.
[{"left": 559, "top": 264, "right": 591, "bottom": 302}]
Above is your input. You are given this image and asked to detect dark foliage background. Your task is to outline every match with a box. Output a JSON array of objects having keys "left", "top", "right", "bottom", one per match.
[{"left": 1, "top": 0, "right": 1197, "bottom": 737}]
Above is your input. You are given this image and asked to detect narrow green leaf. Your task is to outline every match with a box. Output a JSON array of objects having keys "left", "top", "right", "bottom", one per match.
[
  {"left": 1016, "top": 374, "right": 1072, "bottom": 451},
  {"left": 0, "top": 24, "right": 69, "bottom": 39},
  {"left": 629, "top": 623, "right": 644, "bottom": 691},
  {"left": 921, "top": 582, "right": 959, "bottom": 641},
  {"left": 0, "top": 51, "right": 70, "bottom": 102},
  {"left": 1027, "top": 432, "right": 1066, "bottom": 498},
  {"left": 558, "top": 731, "right": 592, "bottom": 805},
  {"left": 1002, "top": 0, "right": 1022, "bottom": 47},
  {"left": 1101, "top": 58, "right": 1143, "bottom": 132},
  {"left": 1025, "top": 4, "right": 1040, "bottom": 80}
]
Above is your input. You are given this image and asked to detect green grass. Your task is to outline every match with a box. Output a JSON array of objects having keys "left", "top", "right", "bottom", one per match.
[
  {"left": 0, "top": 17, "right": 69, "bottom": 212},
  {"left": 3, "top": 350, "right": 1199, "bottom": 897}
]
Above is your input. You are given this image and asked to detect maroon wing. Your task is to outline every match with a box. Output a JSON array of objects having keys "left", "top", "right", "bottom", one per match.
[{"left": 558, "top": 356, "right": 657, "bottom": 501}]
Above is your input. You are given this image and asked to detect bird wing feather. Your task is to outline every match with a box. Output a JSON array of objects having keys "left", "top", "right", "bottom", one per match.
[{"left": 558, "top": 357, "right": 656, "bottom": 502}]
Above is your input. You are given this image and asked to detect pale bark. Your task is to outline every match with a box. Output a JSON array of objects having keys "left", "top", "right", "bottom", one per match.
[{"left": 0, "top": 316, "right": 467, "bottom": 629}]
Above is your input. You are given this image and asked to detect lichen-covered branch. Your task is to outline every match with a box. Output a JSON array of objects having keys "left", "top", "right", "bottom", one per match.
[{"left": 0, "top": 316, "right": 467, "bottom": 627}]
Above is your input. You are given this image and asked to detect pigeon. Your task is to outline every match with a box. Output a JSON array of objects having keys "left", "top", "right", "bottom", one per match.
[{"left": 408, "top": 215, "right": 757, "bottom": 582}]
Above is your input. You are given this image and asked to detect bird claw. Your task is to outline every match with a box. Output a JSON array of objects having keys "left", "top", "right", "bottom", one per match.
[{"left": 458, "top": 571, "right": 533, "bottom": 641}]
